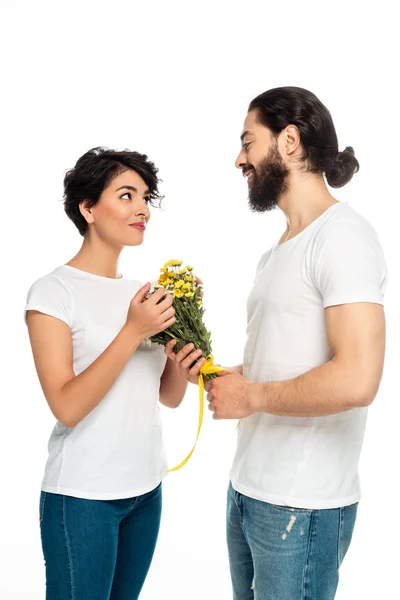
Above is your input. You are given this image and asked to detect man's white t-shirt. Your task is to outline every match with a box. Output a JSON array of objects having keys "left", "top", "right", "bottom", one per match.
[
  {"left": 230, "top": 202, "right": 387, "bottom": 509},
  {"left": 25, "top": 265, "right": 168, "bottom": 500}
]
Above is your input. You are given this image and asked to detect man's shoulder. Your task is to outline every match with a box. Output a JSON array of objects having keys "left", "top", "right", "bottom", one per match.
[{"left": 315, "top": 202, "right": 378, "bottom": 242}]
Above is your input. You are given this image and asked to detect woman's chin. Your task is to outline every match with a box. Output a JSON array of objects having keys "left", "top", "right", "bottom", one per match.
[{"left": 124, "top": 237, "right": 145, "bottom": 247}]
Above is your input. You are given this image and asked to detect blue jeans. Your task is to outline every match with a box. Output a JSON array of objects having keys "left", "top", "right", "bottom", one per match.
[
  {"left": 227, "top": 483, "right": 357, "bottom": 600},
  {"left": 40, "top": 483, "right": 162, "bottom": 600}
]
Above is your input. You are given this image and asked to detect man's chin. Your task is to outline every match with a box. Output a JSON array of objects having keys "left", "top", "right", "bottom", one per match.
[{"left": 248, "top": 195, "right": 278, "bottom": 213}]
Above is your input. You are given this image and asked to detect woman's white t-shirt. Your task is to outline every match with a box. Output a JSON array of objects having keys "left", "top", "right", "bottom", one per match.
[{"left": 25, "top": 265, "right": 168, "bottom": 500}]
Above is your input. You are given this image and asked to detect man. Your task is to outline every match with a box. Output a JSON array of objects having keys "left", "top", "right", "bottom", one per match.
[{"left": 208, "top": 87, "right": 387, "bottom": 600}]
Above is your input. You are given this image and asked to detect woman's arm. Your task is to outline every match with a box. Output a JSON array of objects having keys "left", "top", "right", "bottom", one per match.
[
  {"left": 159, "top": 358, "right": 188, "bottom": 408},
  {"left": 27, "top": 284, "right": 175, "bottom": 428},
  {"left": 162, "top": 339, "right": 244, "bottom": 403},
  {"left": 160, "top": 341, "right": 207, "bottom": 408}
]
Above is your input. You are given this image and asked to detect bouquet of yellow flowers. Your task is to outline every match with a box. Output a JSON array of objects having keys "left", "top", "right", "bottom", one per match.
[
  {"left": 148, "top": 259, "right": 218, "bottom": 380},
  {"left": 147, "top": 259, "right": 223, "bottom": 471}
]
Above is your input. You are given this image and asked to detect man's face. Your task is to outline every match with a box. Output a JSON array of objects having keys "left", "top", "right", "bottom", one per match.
[{"left": 235, "top": 110, "right": 290, "bottom": 212}]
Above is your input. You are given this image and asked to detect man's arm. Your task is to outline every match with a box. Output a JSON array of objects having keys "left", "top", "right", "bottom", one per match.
[
  {"left": 209, "top": 303, "right": 385, "bottom": 419},
  {"left": 229, "top": 364, "right": 243, "bottom": 375}
]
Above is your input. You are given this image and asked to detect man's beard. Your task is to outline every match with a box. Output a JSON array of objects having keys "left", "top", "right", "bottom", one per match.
[{"left": 247, "top": 144, "right": 290, "bottom": 213}]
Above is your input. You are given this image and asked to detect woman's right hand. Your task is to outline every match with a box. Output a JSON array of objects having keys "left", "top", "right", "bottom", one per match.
[{"left": 126, "top": 283, "right": 176, "bottom": 340}]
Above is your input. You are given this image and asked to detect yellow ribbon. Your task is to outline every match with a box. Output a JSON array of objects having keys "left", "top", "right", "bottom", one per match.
[{"left": 166, "top": 355, "right": 224, "bottom": 472}]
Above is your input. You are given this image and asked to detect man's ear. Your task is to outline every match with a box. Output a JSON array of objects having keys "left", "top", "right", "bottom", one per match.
[{"left": 284, "top": 124, "right": 301, "bottom": 157}]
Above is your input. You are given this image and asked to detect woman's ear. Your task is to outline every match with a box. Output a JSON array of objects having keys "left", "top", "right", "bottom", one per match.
[{"left": 79, "top": 200, "right": 95, "bottom": 226}]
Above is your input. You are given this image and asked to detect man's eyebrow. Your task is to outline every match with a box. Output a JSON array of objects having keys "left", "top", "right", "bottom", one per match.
[
  {"left": 116, "top": 185, "right": 150, "bottom": 195},
  {"left": 240, "top": 130, "right": 253, "bottom": 142}
]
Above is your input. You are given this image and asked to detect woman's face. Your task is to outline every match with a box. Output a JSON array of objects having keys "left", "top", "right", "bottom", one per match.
[{"left": 81, "top": 169, "right": 151, "bottom": 247}]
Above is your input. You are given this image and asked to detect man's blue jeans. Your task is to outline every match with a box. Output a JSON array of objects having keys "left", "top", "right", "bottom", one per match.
[
  {"left": 40, "top": 483, "right": 162, "bottom": 599},
  {"left": 227, "top": 482, "right": 357, "bottom": 600}
]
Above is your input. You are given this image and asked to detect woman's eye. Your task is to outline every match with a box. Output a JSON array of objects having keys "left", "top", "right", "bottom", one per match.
[
  {"left": 121, "top": 193, "right": 131, "bottom": 200},
  {"left": 243, "top": 143, "right": 251, "bottom": 151}
]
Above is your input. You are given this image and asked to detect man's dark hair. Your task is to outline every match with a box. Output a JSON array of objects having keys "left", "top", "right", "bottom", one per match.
[
  {"left": 63, "top": 147, "right": 163, "bottom": 235},
  {"left": 249, "top": 87, "right": 359, "bottom": 188}
]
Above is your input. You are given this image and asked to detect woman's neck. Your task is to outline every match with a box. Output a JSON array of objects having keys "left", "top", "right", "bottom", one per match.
[{"left": 67, "top": 235, "right": 123, "bottom": 279}]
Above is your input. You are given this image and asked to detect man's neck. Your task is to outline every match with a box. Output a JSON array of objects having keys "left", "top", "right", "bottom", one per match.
[{"left": 278, "top": 172, "right": 338, "bottom": 234}]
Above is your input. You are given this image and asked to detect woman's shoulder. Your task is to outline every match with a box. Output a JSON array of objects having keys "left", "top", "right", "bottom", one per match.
[
  {"left": 27, "top": 266, "right": 72, "bottom": 295},
  {"left": 25, "top": 267, "right": 74, "bottom": 326}
]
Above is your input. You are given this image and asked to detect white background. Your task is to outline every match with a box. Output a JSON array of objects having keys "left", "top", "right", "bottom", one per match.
[{"left": 0, "top": 1, "right": 398, "bottom": 598}]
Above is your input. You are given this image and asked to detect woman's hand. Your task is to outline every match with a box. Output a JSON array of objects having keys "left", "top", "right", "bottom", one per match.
[
  {"left": 195, "top": 276, "right": 203, "bottom": 297},
  {"left": 126, "top": 283, "right": 176, "bottom": 340},
  {"left": 164, "top": 339, "right": 206, "bottom": 385}
]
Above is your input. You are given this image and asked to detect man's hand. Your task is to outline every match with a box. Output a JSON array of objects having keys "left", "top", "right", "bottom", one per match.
[{"left": 207, "top": 371, "right": 256, "bottom": 419}]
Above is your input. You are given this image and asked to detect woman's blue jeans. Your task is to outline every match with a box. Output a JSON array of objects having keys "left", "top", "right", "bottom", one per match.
[{"left": 40, "top": 483, "right": 162, "bottom": 600}]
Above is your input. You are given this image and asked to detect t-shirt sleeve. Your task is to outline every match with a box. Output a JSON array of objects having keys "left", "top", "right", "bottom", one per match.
[
  {"left": 255, "top": 248, "right": 274, "bottom": 276},
  {"left": 25, "top": 275, "right": 73, "bottom": 326},
  {"left": 308, "top": 218, "right": 387, "bottom": 308}
]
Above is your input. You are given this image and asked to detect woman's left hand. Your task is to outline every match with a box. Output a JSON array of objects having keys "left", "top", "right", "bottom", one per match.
[
  {"left": 195, "top": 276, "right": 204, "bottom": 297},
  {"left": 164, "top": 340, "right": 206, "bottom": 385}
]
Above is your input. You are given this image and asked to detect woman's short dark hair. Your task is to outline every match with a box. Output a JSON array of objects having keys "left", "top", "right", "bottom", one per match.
[
  {"left": 249, "top": 87, "right": 360, "bottom": 188},
  {"left": 63, "top": 147, "right": 163, "bottom": 235}
]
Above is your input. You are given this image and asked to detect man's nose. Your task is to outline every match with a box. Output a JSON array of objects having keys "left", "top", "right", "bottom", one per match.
[{"left": 235, "top": 149, "right": 246, "bottom": 170}]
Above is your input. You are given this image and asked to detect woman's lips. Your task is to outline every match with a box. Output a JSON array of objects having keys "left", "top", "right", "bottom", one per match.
[{"left": 129, "top": 223, "right": 146, "bottom": 230}]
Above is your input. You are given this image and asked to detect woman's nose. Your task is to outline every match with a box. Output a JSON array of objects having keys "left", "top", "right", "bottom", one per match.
[{"left": 135, "top": 199, "right": 150, "bottom": 218}]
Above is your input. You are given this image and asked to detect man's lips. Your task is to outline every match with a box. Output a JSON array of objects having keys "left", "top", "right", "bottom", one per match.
[
  {"left": 243, "top": 168, "right": 255, "bottom": 179},
  {"left": 243, "top": 169, "right": 255, "bottom": 183}
]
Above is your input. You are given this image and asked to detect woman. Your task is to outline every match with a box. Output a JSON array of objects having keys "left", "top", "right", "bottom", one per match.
[{"left": 25, "top": 147, "right": 205, "bottom": 599}]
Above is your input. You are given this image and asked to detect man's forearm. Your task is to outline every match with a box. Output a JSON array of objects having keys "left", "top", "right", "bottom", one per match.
[
  {"left": 252, "top": 358, "right": 375, "bottom": 417},
  {"left": 228, "top": 364, "right": 243, "bottom": 375}
]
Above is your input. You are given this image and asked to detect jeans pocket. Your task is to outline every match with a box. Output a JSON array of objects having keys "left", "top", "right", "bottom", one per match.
[
  {"left": 39, "top": 491, "right": 47, "bottom": 525},
  {"left": 270, "top": 502, "right": 313, "bottom": 514},
  {"left": 338, "top": 503, "right": 358, "bottom": 566}
]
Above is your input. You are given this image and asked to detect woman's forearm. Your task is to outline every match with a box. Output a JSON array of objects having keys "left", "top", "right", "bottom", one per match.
[
  {"left": 159, "top": 358, "right": 189, "bottom": 408},
  {"left": 56, "top": 323, "right": 142, "bottom": 427}
]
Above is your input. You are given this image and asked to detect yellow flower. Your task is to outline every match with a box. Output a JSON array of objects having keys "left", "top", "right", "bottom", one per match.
[
  {"left": 174, "top": 280, "right": 184, "bottom": 289},
  {"left": 197, "top": 300, "right": 203, "bottom": 307},
  {"left": 179, "top": 268, "right": 187, "bottom": 275},
  {"left": 182, "top": 283, "right": 192, "bottom": 292},
  {"left": 185, "top": 265, "right": 194, "bottom": 271},
  {"left": 159, "top": 278, "right": 173, "bottom": 287},
  {"left": 185, "top": 275, "right": 194, "bottom": 282},
  {"left": 185, "top": 292, "right": 195, "bottom": 299},
  {"left": 164, "top": 260, "right": 178, "bottom": 269},
  {"left": 166, "top": 259, "right": 182, "bottom": 268},
  {"left": 174, "top": 288, "right": 184, "bottom": 298}
]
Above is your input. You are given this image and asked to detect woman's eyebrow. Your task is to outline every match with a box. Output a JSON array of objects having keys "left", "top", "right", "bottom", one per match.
[{"left": 116, "top": 185, "right": 150, "bottom": 195}]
